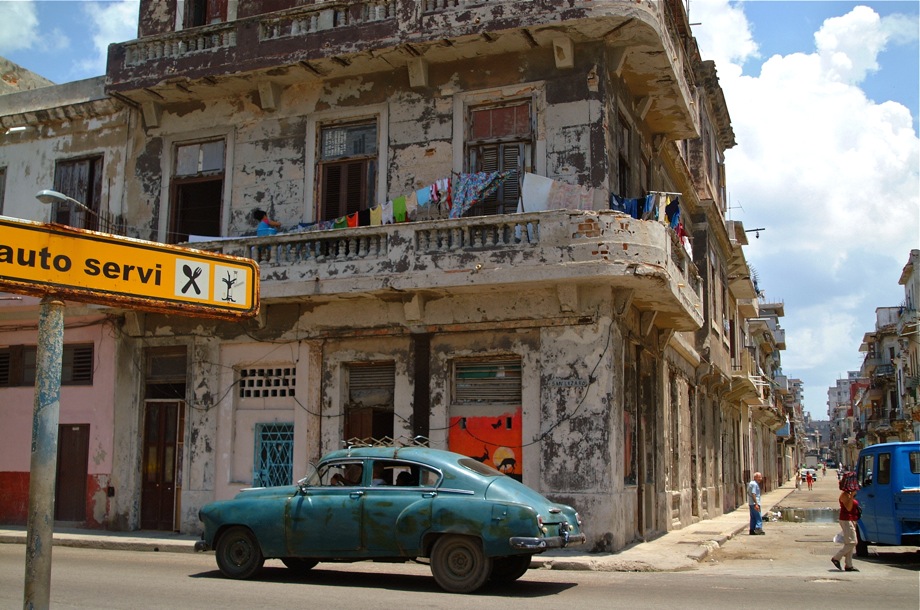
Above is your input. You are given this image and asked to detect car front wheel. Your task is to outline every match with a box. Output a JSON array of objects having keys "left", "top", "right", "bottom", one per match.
[
  {"left": 490, "top": 555, "right": 532, "bottom": 583},
  {"left": 215, "top": 526, "right": 265, "bottom": 579},
  {"left": 430, "top": 535, "right": 492, "bottom": 593}
]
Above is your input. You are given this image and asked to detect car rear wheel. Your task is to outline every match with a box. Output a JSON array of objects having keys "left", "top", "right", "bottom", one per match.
[
  {"left": 216, "top": 526, "right": 265, "bottom": 579},
  {"left": 281, "top": 558, "right": 319, "bottom": 575},
  {"left": 430, "top": 535, "right": 492, "bottom": 593},
  {"left": 490, "top": 555, "right": 531, "bottom": 583}
]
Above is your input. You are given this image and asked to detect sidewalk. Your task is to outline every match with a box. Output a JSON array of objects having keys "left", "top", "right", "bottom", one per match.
[{"left": 0, "top": 482, "right": 797, "bottom": 572}]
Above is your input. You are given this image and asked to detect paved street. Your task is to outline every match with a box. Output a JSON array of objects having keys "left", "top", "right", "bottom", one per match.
[{"left": 1, "top": 470, "right": 916, "bottom": 608}]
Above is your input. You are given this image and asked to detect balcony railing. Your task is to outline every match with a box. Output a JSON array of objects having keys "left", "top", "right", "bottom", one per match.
[{"left": 189, "top": 209, "right": 703, "bottom": 330}]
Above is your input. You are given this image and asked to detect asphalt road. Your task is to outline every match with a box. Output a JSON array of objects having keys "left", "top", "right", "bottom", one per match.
[{"left": 1, "top": 471, "right": 916, "bottom": 609}]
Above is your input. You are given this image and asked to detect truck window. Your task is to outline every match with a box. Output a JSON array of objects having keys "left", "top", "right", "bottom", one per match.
[
  {"left": 910, "top": 451, "right": 920, "bottom": 475},
  {"left": 858, "top": 454, "right": 874, "bottom": 487},
  {"left": 877, "top": 453, "right": 891, "bottom": 485}
]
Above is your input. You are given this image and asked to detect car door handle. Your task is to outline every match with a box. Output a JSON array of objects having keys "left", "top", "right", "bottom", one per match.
[
  {"left": 422, "top": 492, "right": 437, "bottom": 498},
  {"left": 350, "top": 491, "right": 364, "bottom": 498}
]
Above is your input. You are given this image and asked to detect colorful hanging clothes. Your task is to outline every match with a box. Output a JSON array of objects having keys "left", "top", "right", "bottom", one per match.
[
  {"left": 358, "top": 209, "right": 371, "bottom": 227},
  {"left": 393, "top": 196, "right": 407, "bottom": 223},
  {"left": 333, "top": 216, "right": 348, "bottom": 229},
  {"left": 370, "top": 205, "right": 382, "bottom": 226},
  {"left": 346, "top": 212, "right": 359, "bottom": 228},
  {"left": 405, "top": 191, "right": 418, "bottom": 220},
  {"left": 382, "top": 200, "right": 394, "bottom": 225},
  {"left": 448, "top": 171, "right": 510, "bottom": 219},
  {"left": 641, "top": 194, "right": 657, "bottom": 220},
  {"left": 665, "top": 196, "right": 681, "bottom": 229},
  {"left": 416, "top": 186, "right": 432, "bottom": 207}
]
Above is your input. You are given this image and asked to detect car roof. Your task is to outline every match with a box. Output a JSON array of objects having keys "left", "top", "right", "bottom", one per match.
[{"left": 320, "top": 446, "right": 482, "bottom": 469}]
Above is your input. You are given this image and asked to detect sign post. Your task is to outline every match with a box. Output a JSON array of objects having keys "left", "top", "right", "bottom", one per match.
[
  {"left": 0, "top": 216, "right": 259, "bottom": 609},
  {"left": 22, "top": 297, "right": 63, "bottom": 610}
]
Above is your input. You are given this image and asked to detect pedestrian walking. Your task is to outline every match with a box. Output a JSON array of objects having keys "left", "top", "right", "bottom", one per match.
[
  {"left": 747, "top": 472, "right": 765, "bottom": 535},
  {"left": 806, "top": 470, "right": 814, "bottom": 490},
  {"left": 832, "top": 471, "right": 861, "bottom": 572}
]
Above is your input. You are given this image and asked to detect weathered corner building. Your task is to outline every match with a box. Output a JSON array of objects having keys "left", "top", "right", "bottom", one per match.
[{"left": 0, "top": 0, "right": 789, "bottom": 547}]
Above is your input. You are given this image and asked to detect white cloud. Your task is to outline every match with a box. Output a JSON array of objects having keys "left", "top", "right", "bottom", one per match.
[
  {"left": 0, "top": 1, "right": 40, "bottom": 54},
  {"left": 691, "top": 1, "right": 919, "bottom": 415},
  {"left": 75, "top": 0, "right": 140, "bottom": 76}
]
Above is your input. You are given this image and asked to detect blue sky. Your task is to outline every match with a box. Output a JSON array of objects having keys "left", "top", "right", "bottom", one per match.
[{"left": 1, "top": 0, "right": 918, "bottom": 419}]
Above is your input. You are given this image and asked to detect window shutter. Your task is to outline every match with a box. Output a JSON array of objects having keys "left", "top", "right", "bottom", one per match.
[
  {"left": 0, "top": 351, "right": 9, "bottom": 386},
  {"left": 454, "top": 358, "right": 522, "bottom": 404},
  {"left": 348, "top": 362, "right": 395, "bottom": 407},
  {"left": 345, "top": 161, "right": 366, "bottom": 215},
  {"left": 69, "top": 345, "right": 94, "bottom": 384},
  {"left": 322, "top": 164, "right": 343, "bottom": 221}
]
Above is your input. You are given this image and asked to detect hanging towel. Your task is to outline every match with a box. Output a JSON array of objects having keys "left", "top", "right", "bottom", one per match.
[
  {"left": 370, "top": 205, "right": 382, "bottom": 226},
  {"left": 382, "top": 200, "right": 394, "bottom": 225},
  {"left": 333, "top": 216, "right": 348, "bottom": 229},
  {"left": 519, "top": 173, "right": 554, "bottom": 212},
  {"left": 346, "top": 212, "right": 359, "bottom": 228},
  {"left": 358, "top": 209, "right": 371, "bottom": 227}
]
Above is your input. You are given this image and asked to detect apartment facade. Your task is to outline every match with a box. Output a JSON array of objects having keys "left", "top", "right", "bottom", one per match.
[{"left": 0, "top": 0, "right": 786, "bottom": 548}]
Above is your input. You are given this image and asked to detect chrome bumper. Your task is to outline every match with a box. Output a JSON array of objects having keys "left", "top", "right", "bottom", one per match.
[{"left": 510, "top": 532, "right": 587, "bottom": 551}]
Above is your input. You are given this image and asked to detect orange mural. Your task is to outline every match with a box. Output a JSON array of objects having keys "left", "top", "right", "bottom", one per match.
[{"left": 449, "top": 408, "right": 522, "bottom": 481}]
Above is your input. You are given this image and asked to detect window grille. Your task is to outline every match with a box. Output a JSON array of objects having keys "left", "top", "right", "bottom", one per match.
[
  {"left": 254, "top": 422, "right": 294, "bottom": 487},
  {"left": 238, "top": 367, "right": 296, "bottom": 398}
]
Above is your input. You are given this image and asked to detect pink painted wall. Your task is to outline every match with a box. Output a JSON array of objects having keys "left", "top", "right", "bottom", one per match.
[{"left": 0, "top": 304, "right": 118, "bottom": 526}]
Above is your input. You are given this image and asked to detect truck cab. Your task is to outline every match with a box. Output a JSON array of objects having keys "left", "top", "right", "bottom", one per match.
[{"left": 854, "top": 441, "right": 920, "bottom": 556}]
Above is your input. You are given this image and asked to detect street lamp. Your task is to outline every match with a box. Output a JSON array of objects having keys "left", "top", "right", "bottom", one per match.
[{"left": 35, "top": 189, "right": 98, "bottom": 218}]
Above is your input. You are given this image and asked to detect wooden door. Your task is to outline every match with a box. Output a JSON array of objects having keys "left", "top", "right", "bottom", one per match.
[
  {"left": 55, "top": 424, "right": 89, "bottom": 521},
  {"left": 141, "top": 401, "right": 182, "bottom": 530}
]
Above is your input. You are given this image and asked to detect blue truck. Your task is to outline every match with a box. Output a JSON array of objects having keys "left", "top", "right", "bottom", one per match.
[{"left": 854, "top": 441, "right": 920, "bottom": 556}]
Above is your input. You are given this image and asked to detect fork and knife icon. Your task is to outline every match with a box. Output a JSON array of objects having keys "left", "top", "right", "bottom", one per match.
[{"left": 181, "top": 264, "right": 204, "bottom": 295}]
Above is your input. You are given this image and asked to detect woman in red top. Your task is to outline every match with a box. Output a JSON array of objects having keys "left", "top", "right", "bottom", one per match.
[{"left": 831, "top": 485, "right": 860, "bottom": 572}]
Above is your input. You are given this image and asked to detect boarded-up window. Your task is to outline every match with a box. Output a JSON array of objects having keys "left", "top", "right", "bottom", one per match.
[{"left": 453, "top": 358, "right": 522, "bottom": 405}]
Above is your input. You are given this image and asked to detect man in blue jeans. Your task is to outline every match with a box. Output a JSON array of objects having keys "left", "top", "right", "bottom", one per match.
[{"left": 748, "top": 472, "right": 764, "bottom": 535}]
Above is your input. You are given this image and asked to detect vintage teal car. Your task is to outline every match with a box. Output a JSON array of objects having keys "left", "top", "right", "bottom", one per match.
[{"left": 195, "top": 446, "right": 586, "bottom": 593}]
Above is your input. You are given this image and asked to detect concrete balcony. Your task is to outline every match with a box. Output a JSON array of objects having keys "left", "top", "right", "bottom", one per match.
[
  {"left": 189, "top": 209, "right": 703, "bottom": 331},
  {"left": 106, "top": 0, "right": 699, "bottom": 139}
]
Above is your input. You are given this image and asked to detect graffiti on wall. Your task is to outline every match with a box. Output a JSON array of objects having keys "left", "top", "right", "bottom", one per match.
[{"left": 449, "top": 407, "right": 522, "bottom": 481}]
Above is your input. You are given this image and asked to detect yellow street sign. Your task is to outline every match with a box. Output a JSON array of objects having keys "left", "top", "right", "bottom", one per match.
[{"left": 0, "top": 216, "right": 259, "bottom": 319}]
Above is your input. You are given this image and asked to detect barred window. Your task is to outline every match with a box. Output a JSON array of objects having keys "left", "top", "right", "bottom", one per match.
[{"left": 253, "top": 422, "right": 294, "bottom": 487}]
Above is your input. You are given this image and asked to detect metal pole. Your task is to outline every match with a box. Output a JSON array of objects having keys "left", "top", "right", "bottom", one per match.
[{"left": 23, "top": 297, "right": 64, "bottom": 610}]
